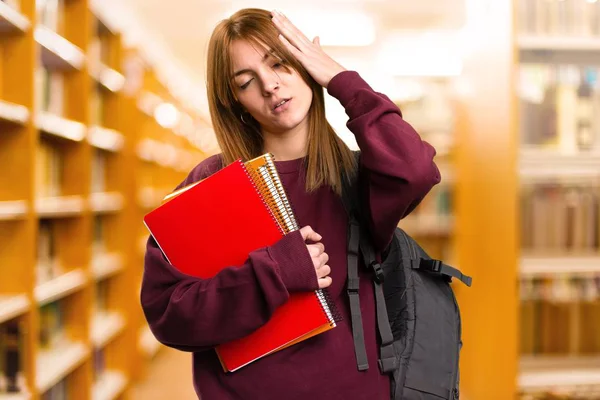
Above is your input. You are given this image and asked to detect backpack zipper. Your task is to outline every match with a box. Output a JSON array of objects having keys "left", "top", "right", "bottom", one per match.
[{"left": 448, "top": 288, "right": 461, "bottom": 399}]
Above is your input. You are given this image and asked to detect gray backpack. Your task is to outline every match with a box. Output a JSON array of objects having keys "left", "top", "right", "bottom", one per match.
[{"left": 341, "top": 152, "right": 472, "bottom": 400}]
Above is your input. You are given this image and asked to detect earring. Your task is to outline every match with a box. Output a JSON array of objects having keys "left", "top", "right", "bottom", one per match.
[{"left": 240, "top": 112, "right": 252, "bottom": 125}]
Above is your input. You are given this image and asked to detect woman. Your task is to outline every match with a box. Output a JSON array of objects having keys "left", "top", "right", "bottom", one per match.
[{"left": 141, "top": 8, "right": 440, "bottom": 400}]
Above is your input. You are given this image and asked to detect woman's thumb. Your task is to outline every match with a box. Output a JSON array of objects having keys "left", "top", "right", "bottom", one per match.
[{"left": 300, "top": 225, "right": 322, "bottom": 241}]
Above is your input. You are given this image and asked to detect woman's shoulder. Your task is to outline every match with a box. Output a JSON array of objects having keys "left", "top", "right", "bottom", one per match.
[{"left": 182, "top": 153, "right": 224, "bottom": 187}]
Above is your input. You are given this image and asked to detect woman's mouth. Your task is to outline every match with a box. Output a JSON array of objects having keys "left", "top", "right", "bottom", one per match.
[{"left": 273, "top": 98, "right": 291, "bottom": 113}]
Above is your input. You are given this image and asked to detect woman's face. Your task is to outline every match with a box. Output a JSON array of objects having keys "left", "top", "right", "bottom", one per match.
[{"left": 230, "top": 39, "right": 313, "bottom": 135}]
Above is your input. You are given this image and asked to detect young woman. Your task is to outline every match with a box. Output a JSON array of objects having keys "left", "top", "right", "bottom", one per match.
[{"left": 141, "top": 8, "right": 440, "bottom": 400}]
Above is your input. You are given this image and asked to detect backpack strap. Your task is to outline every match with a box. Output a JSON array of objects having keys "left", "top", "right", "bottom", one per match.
[
  {"left": 346, "top": 214, "right": 369, "bottom": 371},
  {"left": 341, "top": 154, "right": 369, "bottom": 371},
  {"left": 412, "top": 259, "right": 472, "bottom": 287},
  {"left": 341, "top": 151, "right": 397, "bottom": 374},
  {"left": 359, "top": 236, "right": 398, "bottom": 374}
]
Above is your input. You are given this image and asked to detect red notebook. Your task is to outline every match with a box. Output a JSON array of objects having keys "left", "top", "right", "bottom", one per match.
[{"left": 143, "top": 159, "right": 336, "bottom": 372}]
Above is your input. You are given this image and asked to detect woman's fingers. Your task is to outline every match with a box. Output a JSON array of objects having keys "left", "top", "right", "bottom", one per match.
[
  {"left": 318, "top": 276, "right": 332, "bottom": 289},
  {"left": 307, "top": 243, "right": 325, "bottom": 257},
  {"left": 316, "top": 264, "right": 331, "bottom": 279},
  {"left": 299, "top": 225, "right": 322, "bottom": 242},
  {"left": 271, "top": 10, "right": 312, "bottom": 53},
  {"left": 277, "top": 33, "right": 304, "bottom": 61}
]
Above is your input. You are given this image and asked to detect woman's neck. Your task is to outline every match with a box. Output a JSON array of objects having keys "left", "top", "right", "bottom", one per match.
[{"left": 262, "top": 120, "right": 309, "bottom": 161}]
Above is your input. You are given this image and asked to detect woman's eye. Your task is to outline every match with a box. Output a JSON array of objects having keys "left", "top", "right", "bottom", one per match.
[
  {"left": 240, "top": 79, "right": 253, "bottom": 90},
  {"left": 273, "top": 63, "right": 282, "bottom": 69}
]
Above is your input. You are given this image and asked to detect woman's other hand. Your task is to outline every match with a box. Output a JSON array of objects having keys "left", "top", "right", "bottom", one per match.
[{"left": 299, "top": 225, "right": 332, "bottom": 289}]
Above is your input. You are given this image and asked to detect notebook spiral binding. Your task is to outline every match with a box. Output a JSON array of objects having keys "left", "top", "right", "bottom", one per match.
[
  {"left": 244, "top": 153, "right": 342, "bottom": 326},
  {"left": 239, "top": 160, "right": 286, "bottom": 236}
]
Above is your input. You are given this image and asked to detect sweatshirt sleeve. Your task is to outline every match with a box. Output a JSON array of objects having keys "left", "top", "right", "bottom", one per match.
[
  {"left": 140, "top": 157, "right": 318, "bottom": 353},
  {"left": 327, "top": 71, "right": 441, "bottom": 252}
]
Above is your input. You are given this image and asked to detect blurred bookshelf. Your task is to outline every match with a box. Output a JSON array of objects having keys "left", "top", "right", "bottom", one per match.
[
  {"left": 0, "top": 0, "right": 210, "bottom": 398},
  {"left": 516, "top": 0, "right": 600, "bottom": 398}
]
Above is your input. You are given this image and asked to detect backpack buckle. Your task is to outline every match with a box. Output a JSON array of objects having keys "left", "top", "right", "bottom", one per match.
[
  {"left": 430, "top": 259, "right": 442, "bottom": 272},
  {"left": 377, "top": 343, "right": 397, "bottom": 373},
  {"left": 370, "top": 262, "right": 385, "bottom": 283}
]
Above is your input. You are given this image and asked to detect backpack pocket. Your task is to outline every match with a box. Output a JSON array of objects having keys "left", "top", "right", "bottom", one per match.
[{"left": 400, "top": 270, "right": 461, "bottom": 400}]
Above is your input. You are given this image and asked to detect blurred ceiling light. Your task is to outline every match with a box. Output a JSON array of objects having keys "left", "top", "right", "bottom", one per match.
[
  {"left": 154, "top": 103, "right": 179, "bottom": 129},
  {"left": 587, "top": 0, "right": 598, "bottom": 3},
  {"left": 293, "top": 11, "right": 375, "bottom": 47},
  {"left": 378, "top": 31, "right": 463, "bottom": 77},
  {"left": 222, "top": 8, "right": 375, "bottom": 47}
]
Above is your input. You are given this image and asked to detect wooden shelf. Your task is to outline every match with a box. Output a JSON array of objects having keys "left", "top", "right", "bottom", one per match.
[
  {"left": 138, "top": 326, "right": 161, "bottom": 358},
  {"left": 0, "top": 3, "right": 211, "bottom": 397},
  {"left": 519, "top": 148, "right": 600, "bottom": 183},
  {"left": 36, "top": 341, "right": 89, "bottom": 393},
  {"left": 0, "top": 200, "right": 27, "bottom": 220},
  {"left": 92, "top": 253, "right": 124, "bottom": 281},
  {"left": 90, "top": 192, "right": 124, "bottom": 213},
  {"left": 34, "top": 269, "right": 88, "bottom": 305},
  {"left": 35, "top": 26, "right": 85, "bottom": 70},
  {"left": 92, "top": 371, "right": 127, "bottom": 400},
  {"left": 88, "top": 126, "right": 124, "bottom": 152},
  {"left": 520, "top": 255, "right": 600, "bottom": 277},
  {"left": 90, "top": 312, "right": 126, "bottom": 348},
  {"left": 519, "top": 356, "right": 600, "bottom": 392},
  {"left": 0, "top": 392, "right": 32, "bottom": 400},
  {"left": 0, "top": 100, "right": 29, "bottom": 125},
  {"left": 0, "top": 294, "right": 30, "bottom": 324},
  {"left": 90, "top": 63, "right": 125, "bottom": 93},
  {"left": 518, "top": 35, "right": 600, "bottom": 51},
  {"left": 0, "top": 2, "right": 30, "bottom": 33},
  {"left": 35, "top": 196, "right": 85, "bottom": 217},
  {"left": 399, "top": 214, "right": 454, "bottom": 237},
  {"left": 36, "top": 112, "right": 87, "bottom": 142}
]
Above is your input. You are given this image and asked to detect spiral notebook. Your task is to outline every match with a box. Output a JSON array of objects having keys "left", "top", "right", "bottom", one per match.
[{"left": 143, "top": 153, "right": 339, "bottom": 372}]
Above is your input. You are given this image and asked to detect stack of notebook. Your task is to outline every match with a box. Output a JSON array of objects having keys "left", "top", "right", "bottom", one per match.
[{"left": 143, "top": 153, "right": 339, "bottom": 372}]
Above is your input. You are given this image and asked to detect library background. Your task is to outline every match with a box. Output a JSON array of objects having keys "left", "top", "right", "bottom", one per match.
[{"left": 0, "top": 0, "right": 598, "bottom": 399}]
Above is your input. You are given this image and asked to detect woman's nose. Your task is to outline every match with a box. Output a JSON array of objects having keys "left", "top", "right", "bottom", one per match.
[{"left": 262, "top": 73, "right": 280, "bottom": 96}]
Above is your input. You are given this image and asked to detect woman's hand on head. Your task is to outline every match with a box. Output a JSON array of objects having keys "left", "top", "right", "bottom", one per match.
[
  {"left": 271, "top": 10, "right": 346, "bottom": 88},
  {"left": 299, "top": 226, "right": 332, "bottom": 289}
]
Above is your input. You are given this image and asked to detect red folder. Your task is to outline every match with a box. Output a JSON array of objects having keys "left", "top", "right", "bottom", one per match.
[{"left": 143, "top": 160, "right": 334, "bottom": 372}]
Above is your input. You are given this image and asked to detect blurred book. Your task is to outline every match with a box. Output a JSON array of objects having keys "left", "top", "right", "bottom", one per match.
[
  {"left": 0, "top": 319, "right": 25, "bottom": 394},
  {"left": 520, "top": 184, "right": 599, "bottom": 254},
  {"left": 41, "top": 378, "right": 67, "bottom": 400},
  {"left": 35, "top": 140, "right": 62, "bottom": 198},
  {"left": 518, "top": 0, "right": 600, "bottom": 37},
  {"left": 36, "top": 0, "right": 62, "bottom": 33},
  {"left": 518, "top": 64, "right": 600, "bottom": 152},
  {"left": 37, "top": 219, "right": 62, "bottom": 285},
  {"left": 39, "top": 301, "right": 65, "bottom": 350},
  {"left": 35, "top": 66, "right": 64, "bottom": 116},
  {"left": 520, "top": 274, "right": 600, "bottom": 356}
]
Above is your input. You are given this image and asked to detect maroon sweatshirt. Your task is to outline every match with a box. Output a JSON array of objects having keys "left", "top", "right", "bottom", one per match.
[{"left": 141, "top": 71, "right": 440, "bottom": 400}]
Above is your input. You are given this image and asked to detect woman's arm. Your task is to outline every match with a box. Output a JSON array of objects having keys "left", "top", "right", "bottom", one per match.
[
  {"left": 141, "top": 229, "right": 318, "bottom": 353},
  {"left": 271, "top": 11, "right": 440, "bottom": 253},
  {"left": 328, "top": 71, "right": 441, "bottom": 252}
]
